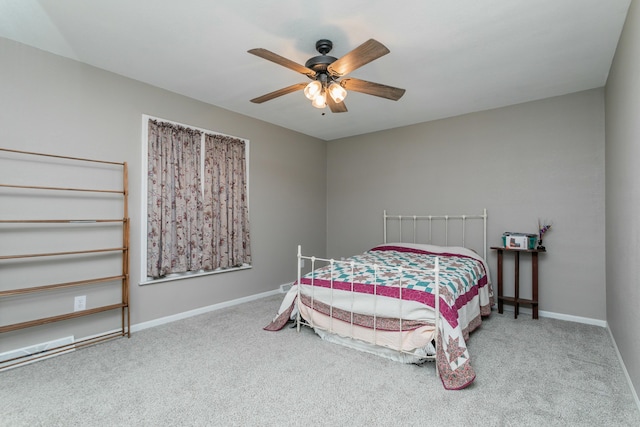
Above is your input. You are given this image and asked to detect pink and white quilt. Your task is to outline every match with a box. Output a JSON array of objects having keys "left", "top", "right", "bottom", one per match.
[{"left": 265, "top": 243, "right": 493, "bottom": 390}]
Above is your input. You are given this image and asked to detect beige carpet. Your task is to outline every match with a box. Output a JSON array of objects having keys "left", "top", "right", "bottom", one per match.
[{"left": 1, "top": 294, "right": 639, "bottom": 426}]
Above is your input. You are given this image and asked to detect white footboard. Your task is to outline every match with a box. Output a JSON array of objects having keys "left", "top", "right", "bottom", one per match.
[{"left": 295, "top": 245, "right": 441, "bottom": 374}]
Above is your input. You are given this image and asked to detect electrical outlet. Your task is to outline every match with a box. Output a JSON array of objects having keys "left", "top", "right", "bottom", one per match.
[{"left": 74, "top": 296, "right": 86, "bottom": 312}]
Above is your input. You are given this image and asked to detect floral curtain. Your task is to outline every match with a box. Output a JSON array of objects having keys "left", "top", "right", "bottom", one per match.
[
  {"left": 203, "top": 134, "right": 252, "bottom": 269},
  {"left": 147, "top": 120, "right": 204, "bottom": 278}
]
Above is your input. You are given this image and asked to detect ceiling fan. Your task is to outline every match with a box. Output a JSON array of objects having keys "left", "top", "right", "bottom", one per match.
[{"left": 248, "top": 39, "right": 405, "bottom": 113}]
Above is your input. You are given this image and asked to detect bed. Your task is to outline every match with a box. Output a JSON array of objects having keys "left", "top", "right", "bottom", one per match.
[{"left": 264, "top": 210, "right": 493, "bottom": 390}]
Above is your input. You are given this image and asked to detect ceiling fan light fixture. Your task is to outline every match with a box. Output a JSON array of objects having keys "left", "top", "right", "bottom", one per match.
[
  {"left": 249, "top": 38, "right": 405, "bottom": 113},
  {"left": 311, "top": 90, "right": 326, "bottom": 109},
  {"left": 328, "top": 82, "right": 347, "bottom": 103},
  {"left": 304, "top": 81, "right": 322, "bottom": 100}
]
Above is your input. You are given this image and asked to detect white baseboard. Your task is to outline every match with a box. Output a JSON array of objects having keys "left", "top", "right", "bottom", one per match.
[
  {"left": 131, "top": 288, "right": 281, "bottom": 333},
  {"left": 606, "top": 324, "right": 640, "bottom": 412},
  {"left": 499, "top": 305, "right": 607, "bottom": 327}
]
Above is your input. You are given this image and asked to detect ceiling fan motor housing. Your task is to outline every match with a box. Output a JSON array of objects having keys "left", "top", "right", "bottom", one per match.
[{"left": 305, "top": 39, "right": 337, "bottom": 74}]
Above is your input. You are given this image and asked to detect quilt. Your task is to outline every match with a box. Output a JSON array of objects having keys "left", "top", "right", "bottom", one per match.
[{"left": 265, "top": 243, "right": 493, "bottom": 390}]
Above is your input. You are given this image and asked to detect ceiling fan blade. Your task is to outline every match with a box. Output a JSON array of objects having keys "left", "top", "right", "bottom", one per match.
[
  {"left": 326, "top": 96, "right": 348, "bottom": 113},
  {"left": 248, "top": 48, "right": 317, "bottom": 78},
  {"left": 327, "top": 39, "right": 390, "bottom": 77},
  {"left": 250, "top": 83, "right": 307, "bottom": 104},
  {"left": 341, "top": 78, "right": 406, "bottom": 101}
]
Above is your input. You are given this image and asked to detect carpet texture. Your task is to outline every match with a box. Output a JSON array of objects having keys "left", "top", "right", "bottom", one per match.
[{"left": 1, "top": 294, "right": 638, "bottom": 426}]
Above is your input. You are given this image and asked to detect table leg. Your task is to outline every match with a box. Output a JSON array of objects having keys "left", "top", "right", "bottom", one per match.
[
  {"left": 497, "top": 250, "right": 504, "bottom": 314},
  {"left": 532, "top": 252, "right": 539, "bottom": 319},
  {"left": 514, "top": 251, "right": 520, "bottom": 319}
]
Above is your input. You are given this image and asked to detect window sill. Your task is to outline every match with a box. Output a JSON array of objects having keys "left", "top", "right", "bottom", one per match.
[{"left": 139, "top": 264, "right": 252, "bottom": 286}]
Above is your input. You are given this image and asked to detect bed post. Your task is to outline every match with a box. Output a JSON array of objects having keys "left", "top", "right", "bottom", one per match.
[
  {"left": 434, "top": 257, "right": 440, "bottom": 378},
  {"left": 483, "top": 209, "right": 487, "bottom": 261},
  {"left": 296, "top": 245, "right": 302, "bottom": 332},
  {"left": 383, "top": 210, "right": 388, "bottom": 244}
]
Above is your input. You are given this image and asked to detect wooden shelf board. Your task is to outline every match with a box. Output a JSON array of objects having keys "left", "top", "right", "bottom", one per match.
[
  {"left": 0, "top": 275, "right": 126, "bottom": 297},
  {"left": 499, "top": 296, "right": 538, "bottom": 305},
  {"left": 0, "top": 303, "right": 127, "bottom": 334}
]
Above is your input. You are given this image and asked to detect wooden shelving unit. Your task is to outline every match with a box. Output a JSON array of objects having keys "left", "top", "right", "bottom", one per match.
[{"left": 0, "top": 148, "right": 130, "bottom": 369}]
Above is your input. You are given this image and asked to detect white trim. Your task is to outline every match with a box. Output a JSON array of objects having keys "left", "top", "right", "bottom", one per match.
[
  {"left": 538, "top": 309, "right": 607, "bottom": 327},
  {"left": 606, "top": 323, "right": 640, "bottom": 412},
  {"left": 141, "top": 115, "right": 149, "bottom": 275},
  {"left": 500, "top": 305, "right": 607, "bottom": 327},
  {"left": 140, "top": 114, "right": 251, "bottom": 284},
  {"left": 130, "top": 288, "right": 280, "bottom": 332},
  {"left": 139, "top": 265, "right": 252, "bottom": 286},
  {"left": 142, "top": 114, "right": 250, "bottom": 141}
]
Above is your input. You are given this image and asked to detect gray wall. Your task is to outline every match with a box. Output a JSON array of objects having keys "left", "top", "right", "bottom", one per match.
[
  {"left": 0, "top": 38, "right": 327, "bottom": 351},
  {"left": 327, "top": 89, "right": 606, "bottom": 321},
  {"left": 605, "top": 0, "right": 640, "bottom": 399}
]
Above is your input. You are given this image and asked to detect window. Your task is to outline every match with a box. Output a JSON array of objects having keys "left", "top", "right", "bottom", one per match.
[{"left": 141, "top": 116, "right": 251, "bottom": 283}]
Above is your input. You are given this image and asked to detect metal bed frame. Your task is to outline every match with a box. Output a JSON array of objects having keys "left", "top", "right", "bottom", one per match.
[{"left": 294, "top": 209, "right": 488, "bottom": 374}]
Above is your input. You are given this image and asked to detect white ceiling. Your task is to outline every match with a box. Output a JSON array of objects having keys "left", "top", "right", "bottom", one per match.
[{"left": 0, "top": 0, "right": 631, "bottom": 141}]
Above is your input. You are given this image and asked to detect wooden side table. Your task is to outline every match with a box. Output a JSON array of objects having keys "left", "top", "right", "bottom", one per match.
[{"left": 491, "top": 246, "right": 546, "bottom": 319}]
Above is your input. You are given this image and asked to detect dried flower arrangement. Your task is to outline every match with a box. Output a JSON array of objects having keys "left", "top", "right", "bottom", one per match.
[{"left": 537, "top": 220, "right": 552, "bottom": 250}]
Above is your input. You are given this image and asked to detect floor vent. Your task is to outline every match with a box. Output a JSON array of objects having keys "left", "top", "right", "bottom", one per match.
[
  {"left": 0, "top": 336, "right": 75, "bottom": 371},
  {"left": 280, "top": 283, "right": 293, "bottom": 293}
]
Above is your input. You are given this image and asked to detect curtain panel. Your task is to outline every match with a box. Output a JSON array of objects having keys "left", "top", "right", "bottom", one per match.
[
  {"left": 203, "top": 134, "right": 252, "bottom": 270},
  {"left": 147, "top": 119, "right": 251, "bottom": 279},
  {"left": 147, "top": 120, "right": 204, "bottom": 278}
]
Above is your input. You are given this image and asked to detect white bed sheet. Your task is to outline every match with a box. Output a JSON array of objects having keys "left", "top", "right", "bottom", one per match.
[{"left": 298, "top": 301, "right": 436, "bottom": 353}]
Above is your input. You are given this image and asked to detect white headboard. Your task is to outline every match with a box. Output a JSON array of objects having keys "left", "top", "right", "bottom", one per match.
[{"left": 383, "top": 209, "right": 488, "bottom": 260}]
